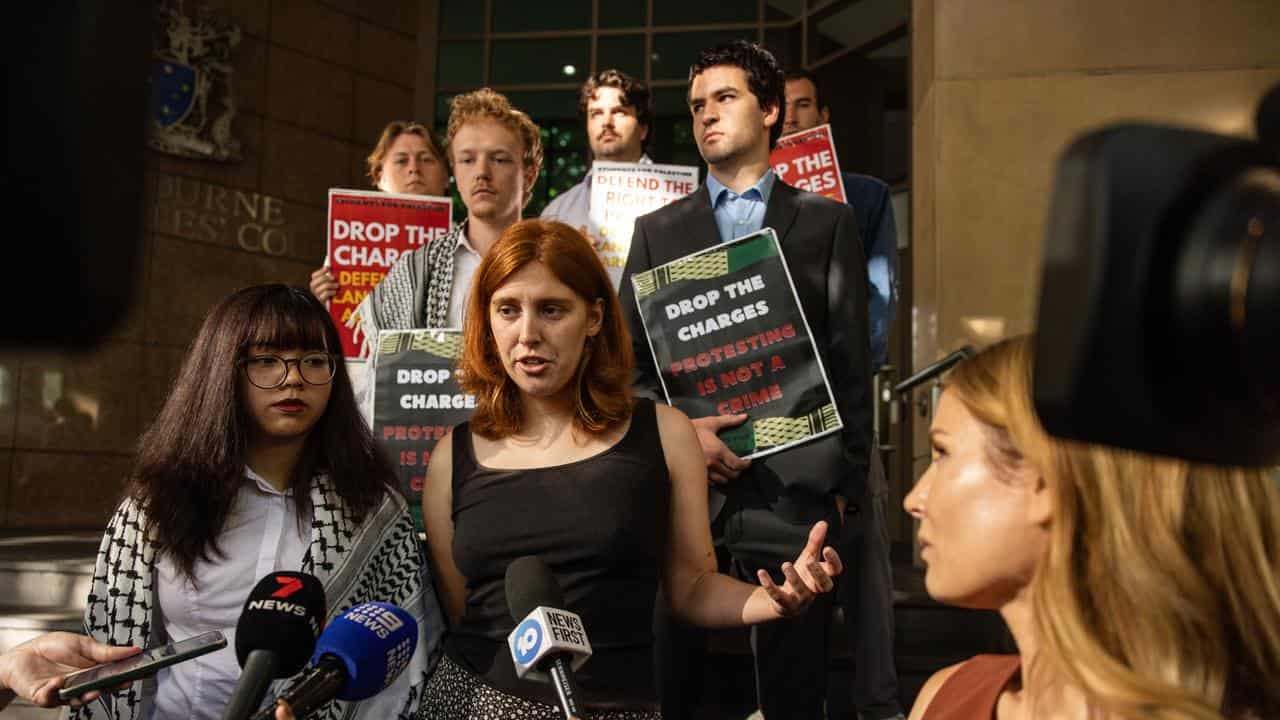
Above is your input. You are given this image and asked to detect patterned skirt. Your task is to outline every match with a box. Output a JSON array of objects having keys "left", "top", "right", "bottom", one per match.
[{"left": 420, "top": 654, "right": 662, "bottom": 720}]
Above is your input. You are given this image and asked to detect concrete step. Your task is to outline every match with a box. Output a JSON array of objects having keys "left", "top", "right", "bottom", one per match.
[
  {"left": 0, "top": 533, "right": 97, "bottom": 611},
  {"left": 0, "top": 607, "right": 84, "bottom": 654},
  {"left": 2, "top": 701, "right": 62, "bottom": 719}
]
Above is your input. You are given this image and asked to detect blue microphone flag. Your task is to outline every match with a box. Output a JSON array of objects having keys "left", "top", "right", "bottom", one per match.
[{"left": 311, "top": 601, "right": 418, "bottom": 701}]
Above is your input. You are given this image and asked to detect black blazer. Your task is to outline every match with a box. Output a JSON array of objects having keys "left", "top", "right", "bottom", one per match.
[{"left": 620, "top": 180, "right": 874, "bottom": 515}]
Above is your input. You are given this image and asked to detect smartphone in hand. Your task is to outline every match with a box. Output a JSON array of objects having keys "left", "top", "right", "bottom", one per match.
[{"left": 58, "top": 631, "right": 227, "bottom": 701}]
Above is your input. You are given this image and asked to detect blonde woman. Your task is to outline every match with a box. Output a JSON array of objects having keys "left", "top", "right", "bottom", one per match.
[{"left": 906, "top": 335, "right": 1279, "bottom": 720}]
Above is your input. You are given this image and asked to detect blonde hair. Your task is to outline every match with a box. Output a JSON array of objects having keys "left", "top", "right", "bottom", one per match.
[
  {"left": 444, "top": 88, "right": 543, "bottom": 205},
  {"left": 365, "top": 120, "right": 446, "bottom": 186},
  {"left": 946, "top": 335, "right": 1280, "bottom": 719}
]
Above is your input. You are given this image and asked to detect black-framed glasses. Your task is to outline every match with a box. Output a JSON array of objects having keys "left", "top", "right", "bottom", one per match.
[{"left": 239, "top": 352, "right": 337, "bottom": 389}]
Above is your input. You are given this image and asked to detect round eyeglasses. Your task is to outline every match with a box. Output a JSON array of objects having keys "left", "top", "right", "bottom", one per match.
[{"left": 239, "top": 352, "right": 337, "bottom": 389}]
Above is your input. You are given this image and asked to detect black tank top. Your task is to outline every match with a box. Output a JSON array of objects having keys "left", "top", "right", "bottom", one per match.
[{"left": 445, "top": 398, "right": 670, "bottom": 709}]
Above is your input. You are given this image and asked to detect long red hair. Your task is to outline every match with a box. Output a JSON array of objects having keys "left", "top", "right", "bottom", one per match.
[{"left": 459, "top": 219, "right": 633, "bottom": 438}]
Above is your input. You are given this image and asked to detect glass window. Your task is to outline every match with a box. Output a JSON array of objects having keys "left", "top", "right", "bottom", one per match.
[
  {"left": 765, "top": 0, "right": 805, "bottom": 21},
  {"left": 492, "top": 37, "right": 591, "bottom": 85},
  {"left": 764, "top": 25, "right": 802, "bottom": 69},
  {"left": 440, "top": 2, "right": 484, "bottom": 35},
  {"left": 807, "top": 1, "right": 907, "bottom": 63},
  {"left": 526, "top": 120, "right": 589, "bottom": 217},
  {"left": 504, "top": 90, "right": 581, "bottom": 121},
  {"left": 651, "top": 30, "right": 757, "bottom": 80},
  {"left": 595, "top": 34, "right": 645, "bottom": 80},
  {"left": 648, "top": 116, "right": 703, "bottom": 177},
  {"left": 652, "top": 0, "right": 757, "bottom": 26},
  {"left": 654, "top": 87, "right": 691, "bottom": 118},
  {"left": 435, "top": 93, "right": 455, "bottom": 125},
  {"left": 437, "top": 41, "right": 484, "bottom": 88},
  {"left": 806, "top": 22, "right": 842, "bottom": 62},
  {"left": 493, "top": 0, "right": 590, "bottom": 32},
  {"left": 599, "top": 2, "right": 645, "bottom": 28},
  {"left": 649, "top": 88, "right": 702, "bottom": 173}
]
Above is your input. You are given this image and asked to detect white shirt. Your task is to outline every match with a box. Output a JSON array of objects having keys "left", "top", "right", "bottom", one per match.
[
  {"left": 154, "top": 468, "right": 313, "bottom": 720},
  {"left": 445, "top": 227, "right": 484, "bottom": 329}
]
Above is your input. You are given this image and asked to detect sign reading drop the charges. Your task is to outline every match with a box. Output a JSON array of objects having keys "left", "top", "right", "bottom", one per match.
[
  {"left": 373, "top": 329, "right": 475, "bottom": 533},
  {"left": 327, "top": 189, "right": 452, "bottom": 358},
  {"left": 588, "top": 161, "right": 699, "bottom": 289},
  {"left": 770, "top": 124, "right": 847, "bottom": 203},
  {"left": 631, "top": 229, "right": 842, "bottom": 459}
]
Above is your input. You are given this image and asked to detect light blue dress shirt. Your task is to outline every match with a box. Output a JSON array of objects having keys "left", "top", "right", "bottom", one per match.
[{"left": 706, "top": 169, "right": 777, "bottom": 244}]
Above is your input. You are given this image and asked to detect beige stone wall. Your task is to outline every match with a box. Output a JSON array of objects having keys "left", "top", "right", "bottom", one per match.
[
  {"left": 0, "top": 0, "right": 422, "bottom": 529},
  {"left": 909, "top": 0, "right": 1280, "bottom": 482}
]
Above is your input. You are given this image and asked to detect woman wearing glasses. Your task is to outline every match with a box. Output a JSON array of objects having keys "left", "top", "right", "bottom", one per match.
[{"left": 73, "top": 285, "right": 443, "bottom": 720}]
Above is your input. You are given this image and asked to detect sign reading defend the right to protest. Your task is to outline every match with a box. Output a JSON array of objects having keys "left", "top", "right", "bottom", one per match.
[
  {"left": 373, "top": 329, "right": 475, "bottom": 534},
  {"left": 770, "top": 123, "right": 847, "bottom": 203},
  {"left": 588, "top": 161, "right": 699, "bottom": 289},
  {"left": 630, "top": 228, "right": 843, "bottom": 460}
]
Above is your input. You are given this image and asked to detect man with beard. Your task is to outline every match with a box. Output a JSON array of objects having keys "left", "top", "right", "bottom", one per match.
[{"left": 541, "top": 69, "right": 655, "bottom": 237}]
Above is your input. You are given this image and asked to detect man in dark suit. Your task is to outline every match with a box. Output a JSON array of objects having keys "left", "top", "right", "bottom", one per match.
[{"left": 620, "top": 40, "right": 872, "bottom": 719}]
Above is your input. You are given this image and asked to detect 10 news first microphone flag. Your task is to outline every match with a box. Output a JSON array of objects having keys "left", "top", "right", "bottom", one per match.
[{"left": 631, "top": 228, "right": 843, "bottom": 459}]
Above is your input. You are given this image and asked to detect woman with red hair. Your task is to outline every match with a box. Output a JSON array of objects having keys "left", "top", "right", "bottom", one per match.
[{"left": 419, "top": 219, "right": 843, "bottom": 719}]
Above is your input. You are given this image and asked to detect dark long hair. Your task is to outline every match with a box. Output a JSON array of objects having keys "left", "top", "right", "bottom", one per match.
[{"left": 128, "top": 284, "right": 397, "bottom": 582}]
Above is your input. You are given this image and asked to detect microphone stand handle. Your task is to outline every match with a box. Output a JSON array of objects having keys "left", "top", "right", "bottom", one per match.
[
  {"left": 250, "top": 661, "right": 345, "bottom": 720},
  {"left": 547, "top": 654, "right": 583, "bottom": 720},
  {"left": 221, "top": 651, "right": 279, "bottom": 720}
]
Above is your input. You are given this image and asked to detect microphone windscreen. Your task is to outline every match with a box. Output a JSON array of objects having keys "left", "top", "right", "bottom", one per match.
[
  {"left": 234, "top": 571, "right": 326, "bottom": 675},
  {"left": 311, "top": 602, "right": 418, "bottom": 701},
  {"left": 505, "top": 555, "right": 565, "bottom": 620}
]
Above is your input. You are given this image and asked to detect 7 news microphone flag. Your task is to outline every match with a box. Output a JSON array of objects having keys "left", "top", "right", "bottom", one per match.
[{"left": 222, "top": 572, "right": 325, "bottom": 720}]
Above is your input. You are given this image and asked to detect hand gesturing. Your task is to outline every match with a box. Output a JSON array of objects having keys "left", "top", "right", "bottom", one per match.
[{"left": 756, "top": 521, "right": 843, "bottom": 617}]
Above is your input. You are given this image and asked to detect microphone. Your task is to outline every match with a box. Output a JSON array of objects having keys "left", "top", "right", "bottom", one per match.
[
  {"left": 505, "top": 556, "right": 592, "bottom": 720},
  {"left": 249, "top": 601, "right": 418, "bottom": 720},
  {"left": 221, "top": 572, "right": 326, "bottom": 720}
]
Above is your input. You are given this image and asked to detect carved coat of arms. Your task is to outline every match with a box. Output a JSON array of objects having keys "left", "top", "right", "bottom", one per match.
[{"left": 149, "top": 2, "right": 242, "bottom": 161}]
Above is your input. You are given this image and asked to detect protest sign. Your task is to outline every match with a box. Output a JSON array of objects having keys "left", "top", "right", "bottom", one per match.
[
  {"left": 327, "top": 189, "right": 452, "bottom": 358},
  {"left": 770, "top": 124, "right": 847, "bottom": 203},
  {"left": 372, "top": 329, "right": 475, "bottom": 533},
  {"left": 588, "top": 161, "right": 699, "bottom": 288},
  {"left": 630, "top": 228, "right": 842, "bottom": 459}
]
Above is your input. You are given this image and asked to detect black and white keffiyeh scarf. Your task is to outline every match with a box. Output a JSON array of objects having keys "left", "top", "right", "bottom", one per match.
[
  {"left": 72, "top": 476, "right": 445, "bottom": 720},
  {"left": 349, "top": 221, "right": 464, "bottom": 359}
]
